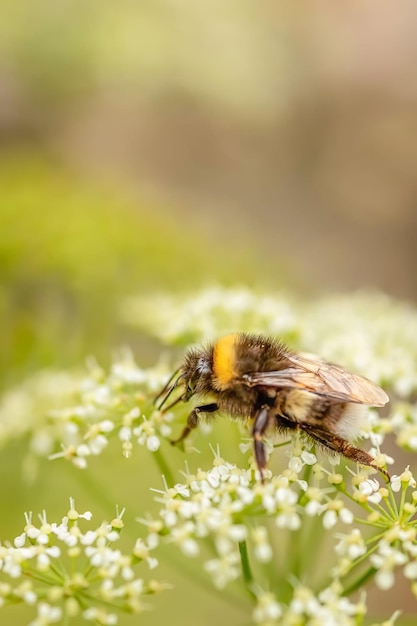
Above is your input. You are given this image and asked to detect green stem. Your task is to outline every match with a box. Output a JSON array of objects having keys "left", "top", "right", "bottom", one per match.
[
  {"left": 296, "top": 514, "right": 325, "bottom": 586},
  {"left": 273, "top": 440, "right": 292, "bottom": 450},
  {"left": 341, "top": 566, "right": 377, "bottom": 597},
  {"left": 388, "top": 484, "right": 399, "bottom": 519},
  {"left": 315, "top": 534, "right": 381, "bottom": 594},
  {"left": 399, "top": 484, "right": 407, "bottom": 520},
  {"left": 152, "top": 447, "right": 176, "bottom": 488},
  {"left": 23, "top": 569, "right": 63, "bottom": 586},
  {"left": 288, "top": 462, "right": 314, "bottom": 580},
  {"left": 239, "top": 540, "right": 257, "bottom": 600},
  {"left": 62, "top": 612, "right": 70, "bottom": 626}
]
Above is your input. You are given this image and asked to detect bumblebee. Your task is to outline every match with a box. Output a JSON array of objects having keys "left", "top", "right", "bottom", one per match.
[{"left": 156, "top": 333, "right": 390, "bottom": 480}]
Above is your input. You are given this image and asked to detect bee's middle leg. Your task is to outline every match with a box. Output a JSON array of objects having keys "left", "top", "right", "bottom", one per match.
[
  {"left": 252, "top": 405, "right": 273, "bottom": 483},
  {"left": 171, "top": 403, "right": 218, "bottom": 445}
]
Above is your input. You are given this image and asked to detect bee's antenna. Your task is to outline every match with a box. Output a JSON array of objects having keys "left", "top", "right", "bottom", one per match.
[
  {"left": 154, "top": 367, "right": 181, "bottom": 404},
  {"left": 159, "top": 393, "right": 186, "bottom": 413},
  {"left": 154, "top": 368, "right": 184, "bottom": 411}
]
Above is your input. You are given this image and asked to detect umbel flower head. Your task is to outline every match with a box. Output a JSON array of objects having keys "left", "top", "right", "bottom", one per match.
[
  {"left": 2, "top": 460, "right": 413, "bottom": 625},
  {"left": 1, "top": 286, "right": 417, "bottom": 625},
  {"left": 0, "top": 499, "right": 167, "bottom": 625},
  {"left": 138, "top": 448, "right": 417, "bottom": 625},
  {"left": 0, "top": 350, "right": 175, "bottom": 474}
]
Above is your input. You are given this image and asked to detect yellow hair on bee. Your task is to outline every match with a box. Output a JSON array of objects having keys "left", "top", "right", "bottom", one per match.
[
  {"left": 284, "top": 390, "right": 315, "bottom": 421},
  {"left": 212, "top": 333, "right": 239, "bottom": 390}
]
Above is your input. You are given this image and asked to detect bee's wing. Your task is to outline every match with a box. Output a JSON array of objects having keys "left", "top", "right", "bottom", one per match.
[{"left": 243, "top": 352, "right": 389, "bottom": 407}]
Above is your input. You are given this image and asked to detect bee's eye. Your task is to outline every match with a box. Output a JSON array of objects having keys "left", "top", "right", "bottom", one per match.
[{"left": 197, "top": 356, "right": 210, "bottom": 375}]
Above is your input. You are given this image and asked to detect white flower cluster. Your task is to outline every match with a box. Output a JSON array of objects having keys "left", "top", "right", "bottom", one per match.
[
  {"left": 2, "top": 286, "right": 417, "bottom": 624},
  {"left": 253, "top": 582, "right": 366, "bottom": 626},
  {"left": 138, "top": 446, "right": 376, "bottom": 591},
  {"left": 121, "top": 287, "right": 298, "bottom": 345},
  {"left": 144, "top": 456, "right": 308, "bottom": 589},
  {"left": 137, "top": 446, "right": 417, "bottom": 623},
  {"left": 0, "top": 500, "right": 165, "bottom": 625},
  {"left": 331, "top": 467, "right": 417, "bottom": 593},
  {"left": 0, "top": 370, "right": 80, "bottom": 451},
  {"left": 253, "top": 584, "right": 401, "bottom": 626},
  {"left": 0, "top": 351, "right": 174, "bottom": 471}
]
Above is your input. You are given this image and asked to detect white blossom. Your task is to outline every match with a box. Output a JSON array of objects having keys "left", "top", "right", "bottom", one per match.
[
  {"left": 335, "top": 529, "right": 367, "bottom": 561},
  {"left": 253, "top": 592, "right": 282, "bottom": 623},
  {"left": 0, "top": 501, "right": 164, "bottom": 624},
  {"left": 371, "top": 541, "right": 408, "bottom": 590}
]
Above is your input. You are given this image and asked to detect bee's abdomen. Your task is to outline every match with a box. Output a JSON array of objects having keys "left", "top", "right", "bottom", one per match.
[{"left": 278, "top": 389, "right": 367, "bottom": 442}]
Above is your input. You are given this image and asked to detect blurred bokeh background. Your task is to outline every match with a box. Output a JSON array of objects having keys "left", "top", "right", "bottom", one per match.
[{"left": 1, "top": 1, "right": 417, "bottom": 624}]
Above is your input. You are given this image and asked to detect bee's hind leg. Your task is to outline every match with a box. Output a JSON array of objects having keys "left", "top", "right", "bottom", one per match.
[
  {"left": 252, "top": 405, "right": 273, "bottom": 483},
  {"left": 300, "top": 424, "right": 390, "bottom": 480},
  {"left": 170, "top": 403, "right": 218, "bottom": 445}
]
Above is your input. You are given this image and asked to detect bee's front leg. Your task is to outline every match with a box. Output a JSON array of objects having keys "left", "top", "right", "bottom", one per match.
[
  {"left": 171, "top": 403, "right": 218, "bottom": 445},
  {"left": 252, "top": 405, "right": 272, "bottom": 483}
]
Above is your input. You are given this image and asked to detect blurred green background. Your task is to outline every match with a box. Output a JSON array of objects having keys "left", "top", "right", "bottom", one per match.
[{"left": 1, "top": 1, "right": 417, "bottom": 624}]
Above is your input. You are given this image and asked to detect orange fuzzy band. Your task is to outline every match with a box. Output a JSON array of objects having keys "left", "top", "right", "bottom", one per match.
[{"left": 212, "top": 333, "right": 238, "bottom": 389}]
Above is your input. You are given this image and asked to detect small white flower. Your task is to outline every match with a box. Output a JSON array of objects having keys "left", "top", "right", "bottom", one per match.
[
  {"left": 371, "top": 541, "right": 407, "bottom": 590},
  {"left": 118, "top": 426, "right": 131, "bottom": 442},
  {"left": 99, "top": 420, "right": 114, "bottom": 433},
  {"left": 335, "top": 529, "right": 367, "bottom": 560},
  {"left": 404, "top": 561, "right": 417, "bottom": 580},
  {"left": 275, "top": 510, "right": 301, "bottom": 530},
  {"left": 228, "top": 525, "right": 247, "bottom": 543},
  {"left": 251, "top": 527, "right": 273, "bottom": 563},
  {"left": 323, "top": 510, "right": 338, "bottom": 530},
  {"left": 390, "top": 468, "right": 416, "bottom": 493},
  {"left": 72, "top": 456, "right": 88, "bottom": 470},
  {"left": 204, "top": 551, "right": 240, "bottom": 588},
  {"left": 14, "top": 533, "right": 26, "bottom": 548},
  {"left": 305, "top": 500, "right": 323, "bottom": 516},
  {"left": 322, "top": 499, "right": 353, "bottom": 529},
  {"left": 359, "top": 478, "right": 380, "bottom": 497},
  {"left": 253, "top": 592, "right": 282, "bottom": 623},
  {"left": 301, "top": 450, "right": 317, "bottom": 465},
  {"left": 391, "top": 475, "right": 402, "bottom": 492},
  {"left": 28, "top": 602, "right": 62, "bottom": 625},
  {"left": 375, "top": 569, "right": 396, "bottom": 591},
  {"left": 89, "top": 435, "right": 108, "bottom": 455},
  {"left": 288, "top": 456, "right": 304, "bottom": 473},
  {"left": 339, "top": 507, "right": 354, "bottom": 525},
  {"left": 146, "top": 435, "right": 160, "bottom": 452},
  {"left": 83, "top": 607, "right": 118, "bottom": 625}
]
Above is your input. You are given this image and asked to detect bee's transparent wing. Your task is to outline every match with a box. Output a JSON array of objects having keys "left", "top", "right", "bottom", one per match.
[{"left": 243, "top": 352, "right": 389, "bottom": 407}]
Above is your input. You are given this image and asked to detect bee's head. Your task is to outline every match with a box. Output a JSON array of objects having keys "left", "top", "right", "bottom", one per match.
[
  {"left": 181, "top": 346, "right": 213, "bottom": 398},
  {"left": 154, "top": 345, "right": 213, "bottom": 411}
]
